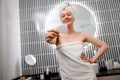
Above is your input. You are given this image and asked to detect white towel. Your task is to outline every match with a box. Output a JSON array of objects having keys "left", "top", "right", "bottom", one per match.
[{"left": 57, "top": 41, "right": 97, "bottom": 80}]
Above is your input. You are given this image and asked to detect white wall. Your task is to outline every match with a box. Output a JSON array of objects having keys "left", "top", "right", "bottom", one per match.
[
  {"left": 1, "top": 0, "right": 22, "bottom": 80},
  {"left": 0, "top": 0, "right": 2, "bottom": 79}
]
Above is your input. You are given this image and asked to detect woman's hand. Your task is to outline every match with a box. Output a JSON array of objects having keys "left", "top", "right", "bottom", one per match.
[
  {"left": 45, "top": 29, "right": 59, "bottom": 44},
  {"left": 80, "top": 54, "right": 95, "bottom": 64}
]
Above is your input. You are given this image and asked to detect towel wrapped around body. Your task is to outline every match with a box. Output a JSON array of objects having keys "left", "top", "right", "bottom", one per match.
[{"left": 57, "top": 41, "right": 97, "bottom": 80}]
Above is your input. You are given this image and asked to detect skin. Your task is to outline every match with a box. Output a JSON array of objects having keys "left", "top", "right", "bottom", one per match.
[{"left": 45, "top": 8, "right": 108, "bottom": 64}]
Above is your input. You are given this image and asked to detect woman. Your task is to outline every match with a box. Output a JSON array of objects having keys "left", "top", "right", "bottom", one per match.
[{"left": 45, "top": 2, "right": 108, "bottom": 80}]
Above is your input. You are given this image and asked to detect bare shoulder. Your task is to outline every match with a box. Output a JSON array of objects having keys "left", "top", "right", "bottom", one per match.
[
  {"left": 79, "top": 32, "right": 107, "bottom": 47},
  {"left": 74, "top": 32, "right": 87, "bottom": 42}
]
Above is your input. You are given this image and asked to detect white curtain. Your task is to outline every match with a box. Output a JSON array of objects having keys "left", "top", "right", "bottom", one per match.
[{"left": 1, "top": 0, "right": 22, "bottom": 80}]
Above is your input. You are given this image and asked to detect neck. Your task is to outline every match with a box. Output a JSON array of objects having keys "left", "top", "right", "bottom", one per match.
[{"left": 67, "top": 23, "right": 75, "bottom": 34}]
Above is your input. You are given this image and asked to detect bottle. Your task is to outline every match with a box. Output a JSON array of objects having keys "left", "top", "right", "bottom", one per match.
[
  {"left": 44, "top": 66, "right": 51, "bottom": 80},
  {"left": 40, "top": 73, "right": 45, "bottom": 80}
]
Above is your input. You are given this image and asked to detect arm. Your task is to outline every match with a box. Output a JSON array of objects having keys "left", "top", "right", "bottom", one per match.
[{"left": 83, "top": 33, "right": 108, "bottom": 63}]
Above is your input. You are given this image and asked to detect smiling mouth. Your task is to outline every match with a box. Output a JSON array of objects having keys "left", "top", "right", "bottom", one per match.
[{"left": 65, "top": 19, "right": 71, "bottom": 23}]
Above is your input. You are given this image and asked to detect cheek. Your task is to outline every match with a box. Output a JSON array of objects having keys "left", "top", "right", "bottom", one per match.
[
  {"left": 71, "top": 17, "right": 74, "bottom": 22},
  {"left": 61, "top": 18, "right": 65, "bottom": 23},
  {"left": 70, "top": 16, "right": 74, "bottom": 20}
]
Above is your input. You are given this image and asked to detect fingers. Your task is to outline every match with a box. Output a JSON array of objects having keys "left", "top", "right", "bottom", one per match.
[
  {"left": 80, "top": 54, "right": 89, "bottom": 62},
  {"left": 89, "top": 58, "right": 95, "bottom": 64},
  {"left": 46, "top": 32, "right": 59, "bottom": 39},
  {"left": 45, "top": 29, "right": 59, "bottom": 43},
  {"left": 48, "top": 29, "right": 59, "bottom": 34},
  {"left": 46, "top": 37, "right": 53, "bottom": 42},
  {"left": 46, "top": 32, "right": 56, "bottom": 38}
]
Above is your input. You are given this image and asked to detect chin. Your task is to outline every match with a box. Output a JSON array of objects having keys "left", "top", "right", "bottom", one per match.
[{"left": 64, "top": 22, "right": 72, "bottom": 25}]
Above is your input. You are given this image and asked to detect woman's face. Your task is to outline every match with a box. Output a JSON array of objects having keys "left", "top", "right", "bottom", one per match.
[{"left": 60, "top": 9, "right": 74, "bottom": 24}]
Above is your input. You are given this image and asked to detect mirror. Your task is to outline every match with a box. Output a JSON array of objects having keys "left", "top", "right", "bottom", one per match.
[
  {"left": 72, "top": 4, "right": 96, "bottom": 37},
  {"left": 45, "top": 3, "right": 96, "bottom": 37},
  {"left": 25, "top": 55, "right": 36, "bottom": 65}
]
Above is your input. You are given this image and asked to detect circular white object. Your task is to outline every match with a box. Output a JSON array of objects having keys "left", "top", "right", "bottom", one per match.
[
  {"left": 45, "top": 3, "right": 96, "bottom": 37},
  {"left": 25, "top": 55, "right": 36, "bottom": 65}
]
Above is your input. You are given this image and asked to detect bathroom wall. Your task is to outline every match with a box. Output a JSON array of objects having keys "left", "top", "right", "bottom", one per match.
[
  {"left": 19, "top": 0, "right": 120, "bottom": 75},
  {"left": 0, "top": 0, "right": 2, "bottom": 79},
  {"left": 1, "top": 0, "right": 22, "bottom": 80}
]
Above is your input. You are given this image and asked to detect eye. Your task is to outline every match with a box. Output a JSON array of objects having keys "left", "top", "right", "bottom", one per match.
[
  {"left": 67, "top": 12, "right": 71, "bottom": 16},
  {"left": 61, "top": 14, "right": 65, "bottom": 18}
]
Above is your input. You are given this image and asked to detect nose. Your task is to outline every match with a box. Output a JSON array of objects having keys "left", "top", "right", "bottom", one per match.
[{"left": 64, "top": 15, "right": 69, "bottom": 20}]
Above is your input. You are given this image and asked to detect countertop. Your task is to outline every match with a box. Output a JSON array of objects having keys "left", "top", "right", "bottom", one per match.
[
  {"left": 97, "top": 68, "right": 120, "bottom": 77},
  {"left": 13, "top": 68, "right": 120, "bottom": 80}
]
